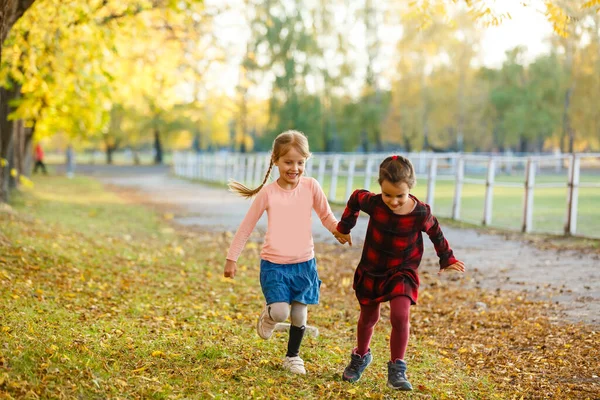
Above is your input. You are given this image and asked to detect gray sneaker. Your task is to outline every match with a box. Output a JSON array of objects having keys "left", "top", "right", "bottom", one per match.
[
  {"left": 256, "top": 305, "right": 276, "bottom": 339},
  {"left": 342, "top": 350, "right": 372, "bottom": 383},
  {"left": 387, "top": 359, "right": 413, "bottom": 390}
]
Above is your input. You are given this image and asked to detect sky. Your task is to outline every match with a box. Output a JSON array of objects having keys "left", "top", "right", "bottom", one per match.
[
  {"left": 202, "top": 1, "right": 555, "bottom": 97},
  {"left": 478, "top": 2, "right": 553, "bottom": 67}
]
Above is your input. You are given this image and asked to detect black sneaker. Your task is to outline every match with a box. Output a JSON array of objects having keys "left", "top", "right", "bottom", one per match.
[
  {"left": 387, "top": 359, "right": 413, "bottom": 390},
  {"left": 342, "top": 350, "right": 373, "bottom": 382}
]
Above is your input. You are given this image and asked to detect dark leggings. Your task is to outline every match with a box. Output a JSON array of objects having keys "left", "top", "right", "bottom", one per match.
[
  {"left": 355, "top": 295, "right": 411, "bottom": 362},
  {"left": 33, "top": 160, "right": 47, "bottom": 174}
]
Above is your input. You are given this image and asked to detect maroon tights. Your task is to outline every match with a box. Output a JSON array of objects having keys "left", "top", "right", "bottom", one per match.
[{"left": 355, "top": 295, "right": 411, "bottom": 362}]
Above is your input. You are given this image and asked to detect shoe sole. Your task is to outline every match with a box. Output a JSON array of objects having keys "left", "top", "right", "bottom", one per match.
[
  {"left": 286, "top": 368, "right": 306, "bottom": 375},
  {"left": 386, "top": 382, "right": 412, "bottom": 391},
  {"left": 256, "top": 310, "right": 272, "bottom": 340}
]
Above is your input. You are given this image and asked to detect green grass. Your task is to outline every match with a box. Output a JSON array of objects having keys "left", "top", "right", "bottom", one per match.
[{"left": 2, "top": 175, "right": 598, "bottom": 398}]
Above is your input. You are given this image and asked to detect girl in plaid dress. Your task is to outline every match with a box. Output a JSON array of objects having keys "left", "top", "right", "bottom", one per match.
[
  {"left": 223, "top": 130, "right": 343, "bottom": 375},
  {"left": 333, "top": 155, "right": 465, "bottom": 390}
]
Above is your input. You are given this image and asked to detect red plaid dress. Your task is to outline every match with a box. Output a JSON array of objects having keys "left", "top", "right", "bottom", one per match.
[{"left": 337, "top": 190, "right": 458, "bottom": 305}]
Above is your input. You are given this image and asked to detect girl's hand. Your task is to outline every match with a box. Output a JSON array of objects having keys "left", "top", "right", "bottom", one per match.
[
  {"left": 333, "top": 230, "right": 352, "bottom": 246},
  {"left": 438, "top": 260, "right": 465, "bottom": 275},
  {"left": 224, "top": 259, "right": 237, "bottom": 278}
]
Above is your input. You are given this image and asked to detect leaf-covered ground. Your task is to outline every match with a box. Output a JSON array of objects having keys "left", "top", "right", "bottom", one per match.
[{"left": 0, "top": 176, "right": 598, "bottom": 399}]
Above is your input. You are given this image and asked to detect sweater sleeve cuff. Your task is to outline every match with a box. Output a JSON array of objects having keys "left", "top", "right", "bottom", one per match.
[
  {"left": 336, "top": 221, "right": 351, "bottom": 234},
  {"left": 439, "top": 256, "right": 459, "bottom": 270}
]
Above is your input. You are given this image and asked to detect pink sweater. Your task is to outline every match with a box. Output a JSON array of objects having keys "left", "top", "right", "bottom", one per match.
[{"left": 226, "top": 177, "right": 338, "bottom": 264}]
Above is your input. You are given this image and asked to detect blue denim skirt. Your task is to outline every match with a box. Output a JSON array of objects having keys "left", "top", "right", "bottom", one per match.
[{"left": 260, "top": 258, "right": 321, "bottom": 305}]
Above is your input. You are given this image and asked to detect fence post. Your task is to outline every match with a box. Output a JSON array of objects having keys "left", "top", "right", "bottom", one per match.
[
  {"left": 329, "top": 154, "right": 341, "bottom": 201},
  {"left": 221, "top": 153, "right": 228, "bottom": 183},
  {"left": 196, "top": 153, "right": 201, "bottom": 179},
  {"left": 174, "top": 152, "right": 180, "bottom": 175},
  {"left": 204, "top": 154, "right": 210, "bottom": 181},
  {"left": 345, "top": 156, "right": 356, "bottom": 200},
  {"left": 306, "top": 156, "right": 313, "bottom": 177},
  {"left": 565, "top": 154, "right": 580, "bottom": 235},
  {"left": 243, "top": 155, "right": 253, "bottom": 185},
  {"left": 522, "top": 158, "right": 536, "bottom": 233},
  {"left": 452, "top": 157, "right": 465, "bottom": 220},
  {"left": 426, "top": 157, "right": 438, "bottom": 211},
  {"left": 253, "top": 154, "right": 263, "bottom": 187},
  {"left": 483, "top": 158, "right": 496, "bottom": 226},
  {"left": 418, "top": 153, "right": 427, "bottom": 175},
  {"left": 186, "top": 152, "right": 193, "bottom": 178},
  {"left": 231, "top": 153, "right": 238, "bottom": 182},
  {"left": 317, "top": 155, "right": 326, "bottom": 186},
  {"left": 200, "top": 154, "right": 206, "bottom": 180},
  {"left": 226, "top": 153, "right": 232, "bottom": 182},
  {"left": 364, "top": 156, "right": 374, "bottom": 191}
]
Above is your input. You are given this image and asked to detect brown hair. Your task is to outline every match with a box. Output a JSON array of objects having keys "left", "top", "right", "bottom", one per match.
[
  {"left": 378, "top": 155, "right": 416, "bottom": 188},
  {"left": 228, "top": 130, "right": 311, "bottom": 198}
]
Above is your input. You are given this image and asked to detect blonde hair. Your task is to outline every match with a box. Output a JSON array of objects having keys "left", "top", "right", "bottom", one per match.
[
  {"left": 228, "top": 130, "right": 311, "bottom": 198},
  {"left": 378, "top": 155, "right": 416, "bottom": 189}
]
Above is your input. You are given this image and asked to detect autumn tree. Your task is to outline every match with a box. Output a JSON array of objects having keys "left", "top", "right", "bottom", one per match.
[{"left": 0, "top": 0, "right": 206, "bottom": 200}]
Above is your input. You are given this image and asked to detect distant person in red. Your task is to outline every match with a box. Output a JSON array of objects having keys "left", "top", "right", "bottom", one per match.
[{"left": 33, "top": 143, "right": 47, "bottom": 174}]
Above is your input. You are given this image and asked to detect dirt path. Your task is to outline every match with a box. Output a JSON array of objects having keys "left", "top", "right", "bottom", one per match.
[{"left": 96, "top": 166, "right": 600, "bottom": 326}]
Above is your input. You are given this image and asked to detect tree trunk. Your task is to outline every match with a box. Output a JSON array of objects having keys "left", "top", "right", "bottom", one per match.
[
  {"left": 106, "top": 146, "right": 114, "bottom": 164},
  {"left": 8, "top": 118, "right": 24, "bottom": 189},
  {"left": 563, "top": 86, "right": 574, "bottom": 153},
  {"left": 420, "top": 72, "right": 430, "bottom": 151},
  {"left": 23, "top": 125, "right": 34, "bottom": 176},
  {"left": 0, "top": 84, "right": 19, "bottom": 202},
  {"left": 519, "top": 136, "right": 529, "bottom": 153},
  {"left": 1, "top": 1, "right": 36, "bottom": 45},
  {"left": 321, "top": 99, "right": 331, "bottom": 152},
  {"left": 154, "top": 128, "right": 162, "bottom": 164},
  {"left": 1, "top": 0, "right": 36, "bottom": 202},
  {"left": 193, "top": 132, "right": 201, "bottom": 153},
  {"left": 374, "top": 127, "right": 383, "bottom": 152},
  {"left": 361, "top": 130, "right": 369, "bottom": 153},
  {"left": 456, "top": 68, "right": 466, "bottom": 152}
]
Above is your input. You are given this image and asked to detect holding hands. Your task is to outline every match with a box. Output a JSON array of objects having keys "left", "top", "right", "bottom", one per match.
[{"left": 333, "top": 230, "right": 352, "bottom": 246}]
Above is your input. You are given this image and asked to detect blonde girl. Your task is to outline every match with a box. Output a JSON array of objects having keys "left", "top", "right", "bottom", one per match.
[{"left": 224, "top": 130, "right": 343, "bottom": 374}]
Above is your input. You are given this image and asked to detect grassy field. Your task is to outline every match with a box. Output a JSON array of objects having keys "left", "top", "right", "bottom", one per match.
[
  {"left": 317, "top": 172, "right": 600, "bottom": 238},
  {"left": 1, "top": 176, "right": 599, "bottom": 399}
]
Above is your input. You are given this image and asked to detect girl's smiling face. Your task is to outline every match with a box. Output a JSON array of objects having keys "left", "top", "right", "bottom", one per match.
[
  {"left": 380, "top": 180, "right": 411, "bottom": 212},
  {"left": 275, "top": 147, "right": 306, "bottom": 188}
]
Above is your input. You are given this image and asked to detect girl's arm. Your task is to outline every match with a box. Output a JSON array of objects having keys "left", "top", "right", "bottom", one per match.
[
  {"left": 311, "top": 178, "right": 338, "bottom": 232},
  {"left": 336, "top": 189, "right": 375, "bottom": 234},
  {"left": 225, "top": 189, "right": 268, "bottom": 262},
  {"left": 422, "top": 204, "right": 459, "bottom": 269}
]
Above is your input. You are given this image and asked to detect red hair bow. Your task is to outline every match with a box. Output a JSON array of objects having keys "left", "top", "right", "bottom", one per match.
[{"left": 392, "top": 155, "right": 398, "bottom": 160}]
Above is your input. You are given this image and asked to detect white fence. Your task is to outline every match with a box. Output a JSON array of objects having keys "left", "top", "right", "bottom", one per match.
[{"left": 173, "top": 151, "right": 600, "bottom": 238}]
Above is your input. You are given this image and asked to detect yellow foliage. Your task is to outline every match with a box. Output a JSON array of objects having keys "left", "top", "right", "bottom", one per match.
[
  {"left": 545, "top": 2, "right": 570, "bottom": 37},
  {"left": 172, "top": 131, "right": 194, "bottom": 150},
  {"left": 582, "top": 0, "right": 600, "bottom": 8},
  {"left": 19, "top": 176, "right": 34, "bottom": 189}
]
